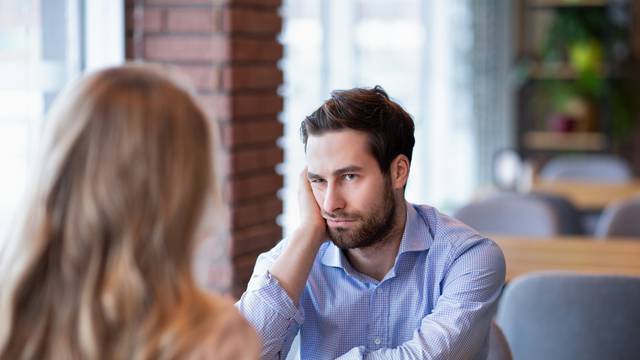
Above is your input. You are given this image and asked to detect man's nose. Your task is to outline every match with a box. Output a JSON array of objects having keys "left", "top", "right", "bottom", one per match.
[{"left": 322, "top": 183, "right": 345, "bottom": 215}]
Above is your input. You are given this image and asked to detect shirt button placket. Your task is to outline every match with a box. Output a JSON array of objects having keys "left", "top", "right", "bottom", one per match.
[{"left": 370, "top": 285, "right": 385, "bottom": 349}]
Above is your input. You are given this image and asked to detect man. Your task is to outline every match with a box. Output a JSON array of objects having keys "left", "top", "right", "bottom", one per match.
[{"left": 237, "top": 86, "right": 505, "bottom": 359}]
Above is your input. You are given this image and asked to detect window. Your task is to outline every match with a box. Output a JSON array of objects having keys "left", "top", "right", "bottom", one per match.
[
  {"left": 280, "top": 0, "right": 478, "bottom": 235},
  {"left": 0, "top": 0, "right": 123, "bottom": 257}
]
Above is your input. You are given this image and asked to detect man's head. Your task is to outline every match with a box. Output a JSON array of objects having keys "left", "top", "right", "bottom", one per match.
[
  {"left": 301, "top": 86, "right": 415, "bottom": 249},
  {"left": 301, "top": 86, "right": 415, "bottom": 174}
]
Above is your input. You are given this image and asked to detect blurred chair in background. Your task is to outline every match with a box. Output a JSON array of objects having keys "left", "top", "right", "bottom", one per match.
[
  {"left": 530, "top": 192, "right": 584, "bottom": 235},
  {"left": 487, "top": 321, "right": 512, "bottom": 360},
  {"left": 539, "top": 154, "right": 632, "bottom": 183},
  {"left": 496, "top": 272, "right": 640, "bottom": 360},
  {"left": 454, "top": 193, "right": 560, "bottom": 237},
  {"left": 594, "top": 196, "right": 640, "bottom": 238}
]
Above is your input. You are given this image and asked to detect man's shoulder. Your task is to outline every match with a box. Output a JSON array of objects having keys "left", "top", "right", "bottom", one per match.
[
  {"left": 413, "top": 203, "right": 505, "bottom": 271},
  {"left": 412, "top": 203, "right": 495, "bottom": 253}
]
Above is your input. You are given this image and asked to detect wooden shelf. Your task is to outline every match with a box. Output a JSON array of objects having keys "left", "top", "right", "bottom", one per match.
[
  {"left": 523, "top": 131, "right": 608, "bottom": 151},
  {"left": 525, "top": 62, "right": 610, "bottom": 80},
  {"left": 527, "top": 0, "right": 609, "bottom": 8}
]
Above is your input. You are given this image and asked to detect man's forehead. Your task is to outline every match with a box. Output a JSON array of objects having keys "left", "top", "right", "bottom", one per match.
[{"left": 305, "top": 130, "right": 376, "bottom": 173}]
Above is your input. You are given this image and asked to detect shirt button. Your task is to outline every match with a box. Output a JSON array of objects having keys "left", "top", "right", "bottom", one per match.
[{"left": 374, "top": 337, "right": 381, "bottom": 345}]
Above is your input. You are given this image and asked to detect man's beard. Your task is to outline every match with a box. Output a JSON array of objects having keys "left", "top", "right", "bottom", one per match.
[{"left": 324, "top": 179, "right": 397, "bottom": 250}]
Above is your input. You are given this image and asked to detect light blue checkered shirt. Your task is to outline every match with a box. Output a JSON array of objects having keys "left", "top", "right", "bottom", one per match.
[{"left": 237, "top": 203, "right": 505, "bottom": 359}]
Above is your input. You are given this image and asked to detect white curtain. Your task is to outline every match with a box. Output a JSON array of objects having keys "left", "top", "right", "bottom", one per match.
[
  {"left": 0, "top": 0, "right": 124, "bottom": 263},
  {"left": 281, "top": 0, "right": 513, "bottom": 234}
]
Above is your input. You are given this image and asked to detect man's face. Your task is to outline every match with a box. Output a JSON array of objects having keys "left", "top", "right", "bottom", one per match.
[{"left": 306, "top": 130, "right": 397, "bottom": 249}]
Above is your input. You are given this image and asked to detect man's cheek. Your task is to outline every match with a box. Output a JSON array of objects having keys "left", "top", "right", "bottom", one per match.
[{"left": 311, "top": 188, "right": 324, "bottom": 209}]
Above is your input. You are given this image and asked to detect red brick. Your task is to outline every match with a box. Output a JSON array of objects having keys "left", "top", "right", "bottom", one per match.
[
  {"left": 204, "top": 262, "right": 233, "bottom": 293},
  {"left": 232, "top": 251, "right": 261, "bottom": 298},
  {"left": 230, "top": 195, "right": 281, "bottom": 228},
  {"left": 220, "top": 119, "right": 283, "bottom": 148},
  {"left": 146, "top": 0, "right": 213, "bottom": 5},
  {"left": 204, "top": 95, "right": 230, "bottom": 120},
  {"left": 235, "top": 93, "right": 282, "bottom": 117},
  {"left": 229, "top": 146, "right": 283, "bottom": 173},
  {"left": 171, "top": 64, "right": 220, "bottom": 92},
  {"left": 231, "top": 222, "right": 281, "bottom": 256},
  {"left": 202, "top": 93, "right": 282, "bottom": 121},
  {"left": 231, "top": 38, "right": 282, "bottom": 62},
  {"left": 126, "top": 0, "right": 284, "bottom": 297},
  {"left": 225, "top": 173, "right": 282, "bottom": 203},
  {"left": 196, "top": 94, "right": 228, "bottom": 122},
  {"left": 223, "top": 9, "right": 281, "bottom": 34},
  {"left": 215, "top": 0, "right": 281, "bottom": 7},
  {"left": 126, "top": 38, "right": 135, "bottom": 59},
  {"left": 142, "top": 8, "right": 164, "bottom": 32},
  {"left": 167, "top": 8, "right": 217, "bottom": 33},
  {"left": 125, "top": 4, "right": 136, "bottom": 31},
  {"left": 193, "top": 234, "right": 232, "bottom": 293},
  {"left": 144, "top": 35, "right": 228, "bottom": 62},
  {"left": 222, "top": 65, "right": 282, "bottom": 90}
]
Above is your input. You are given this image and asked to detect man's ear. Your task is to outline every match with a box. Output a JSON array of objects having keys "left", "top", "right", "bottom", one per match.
[{"left": 390, "top": 155, "right": 410, "bottom": 190}]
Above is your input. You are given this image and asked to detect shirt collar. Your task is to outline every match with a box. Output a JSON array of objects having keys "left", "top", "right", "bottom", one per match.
[
  {"left": 320, "top": 201, "right": 432, "bottom": 270},
  {"left": 397, "top": 202, "right": 432, "bottom": 255}
]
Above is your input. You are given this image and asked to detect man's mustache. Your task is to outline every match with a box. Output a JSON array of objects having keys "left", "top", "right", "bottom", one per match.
[{"left": 322, "top": 211, "right": 360, "bottom": 221}]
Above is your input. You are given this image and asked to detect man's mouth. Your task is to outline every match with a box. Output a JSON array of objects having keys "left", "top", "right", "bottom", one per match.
[{"left": 325, "top": 218, "right": 358, "bottom": 227}]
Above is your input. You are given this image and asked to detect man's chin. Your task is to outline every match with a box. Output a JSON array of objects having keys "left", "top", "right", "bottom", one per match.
[
  {"left": 327, "top": 228, "right": 357, "bottom": 249},
  {"left": 328, "top": 227, "right": 374, "bottom": 250}
]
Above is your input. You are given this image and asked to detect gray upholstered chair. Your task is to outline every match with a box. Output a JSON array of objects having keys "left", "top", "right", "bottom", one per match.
[
  {"left": 530, "top": 192, "right": 584, "bottom": 235},
  {"left": 496, "top": 272, "right": 640, "bottom": 360},
  {"left": 539, "top": 154, "right": 632, "bottom": 183},
  {"left": 454, "top": 193, "right": 560, "bottom": 237},
  {"left": 487, "top": 321, "right": 512, "bottom": 360},
  {"left": 594, "top": 196, "right": 640, "bottom": 238}
]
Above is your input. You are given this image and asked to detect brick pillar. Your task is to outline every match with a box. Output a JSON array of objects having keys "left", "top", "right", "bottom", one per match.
[{"left": 126, "top": 0, "right": 283, "bottom": 297}]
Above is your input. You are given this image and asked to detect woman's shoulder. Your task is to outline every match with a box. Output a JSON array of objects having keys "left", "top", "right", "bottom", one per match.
[{"left": 190, "top": 293, "right": 260, "bottom": 360}]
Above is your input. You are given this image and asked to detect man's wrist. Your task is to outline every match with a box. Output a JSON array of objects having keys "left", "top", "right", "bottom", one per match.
[{"left": 294, "top": 223, "right": 326, "bottom": 246}]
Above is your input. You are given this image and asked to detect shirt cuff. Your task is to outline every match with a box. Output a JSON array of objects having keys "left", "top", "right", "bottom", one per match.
[{"left": 249, "top": 270, "right": 305, "bottom": 325}]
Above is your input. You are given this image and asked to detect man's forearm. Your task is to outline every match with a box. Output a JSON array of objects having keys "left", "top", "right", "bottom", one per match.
[{"left": 269, "top": 226, "right": 325, "bottom": 305}]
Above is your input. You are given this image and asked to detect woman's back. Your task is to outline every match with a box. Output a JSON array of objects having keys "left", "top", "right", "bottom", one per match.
[{"left": 0, "top": 65, "right": 258, "bottom": 359}]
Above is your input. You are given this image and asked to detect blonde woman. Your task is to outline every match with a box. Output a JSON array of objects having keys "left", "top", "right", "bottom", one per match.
[{"left": 0, "top": 65, "right": 259, "bottom": 359}]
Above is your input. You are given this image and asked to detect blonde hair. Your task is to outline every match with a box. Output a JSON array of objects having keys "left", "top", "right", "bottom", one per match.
[{"left": 0, "top": 64, "right": 229, "bottom": 359}]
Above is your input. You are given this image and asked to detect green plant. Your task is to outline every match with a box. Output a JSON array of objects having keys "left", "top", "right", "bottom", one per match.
[{"left": 538, "top": 5, "right": 635, "bottom": 144}]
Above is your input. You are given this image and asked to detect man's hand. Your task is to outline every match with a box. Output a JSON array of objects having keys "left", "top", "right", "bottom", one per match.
[
  {"left": 298, "top": 168, "right": 326, "bottom": 245},
  {"left": 268, "top": 168, "right": 328, "bottom": 304}
]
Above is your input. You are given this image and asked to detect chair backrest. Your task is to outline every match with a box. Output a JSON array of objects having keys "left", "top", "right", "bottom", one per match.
[
  {"left": 487, "top": 321, "right": 512, "bottom": 360},
  {"left": 530, "top": 192, "right": 584, "bottom": 235},
  {"left": 540, "top": 154, "right": 632, "bottom": 183},
  {"left": 595, "top": 196, "right": 640, "bottom": 238},
  {"left": 496, "top": 272, "right": 640, "bottom": 360},
  {"left": 454, "top": 193, "right": 560, "bottom": 237}
]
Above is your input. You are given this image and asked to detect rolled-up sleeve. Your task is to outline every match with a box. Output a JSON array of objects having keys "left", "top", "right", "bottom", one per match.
[{"left": 236, "top": 241, "right": 304, "bottom": 360}]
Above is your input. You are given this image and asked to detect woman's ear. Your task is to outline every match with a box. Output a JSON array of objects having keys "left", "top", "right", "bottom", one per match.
[{"left": 390, "top": 155, "right": 410, "bottom": 190}]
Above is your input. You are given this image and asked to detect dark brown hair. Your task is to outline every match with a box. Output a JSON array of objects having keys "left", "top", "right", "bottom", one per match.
[{"left": 300, "top": 86, "right": 415, "bottom": 173}]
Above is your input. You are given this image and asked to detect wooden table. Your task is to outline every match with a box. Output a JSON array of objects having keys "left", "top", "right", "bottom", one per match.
[
  {"left": 531, "top": 179, "right": 640, "bottom": 211},
  {"left": 492, "top": 235, "right": 640, "bottom": 281}
]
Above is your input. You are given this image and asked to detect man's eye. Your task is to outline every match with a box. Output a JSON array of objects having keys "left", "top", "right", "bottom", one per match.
[
  {"left": 310, "top": 178, "right": 325, "bottom": 184},
  {"left": 344, "top": 174, "right": 357, "bottom": 181}
]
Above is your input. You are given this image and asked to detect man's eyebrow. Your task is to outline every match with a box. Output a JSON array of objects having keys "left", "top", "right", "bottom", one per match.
[
  {"left": 307, "top": 166, "right": 363, "bottom": 180},
  {"left": 307, "top": 171, "right": 323, "bottom": 180},
  {"left": 333, "top": 166, "right": 363, "bottom": 176}
]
